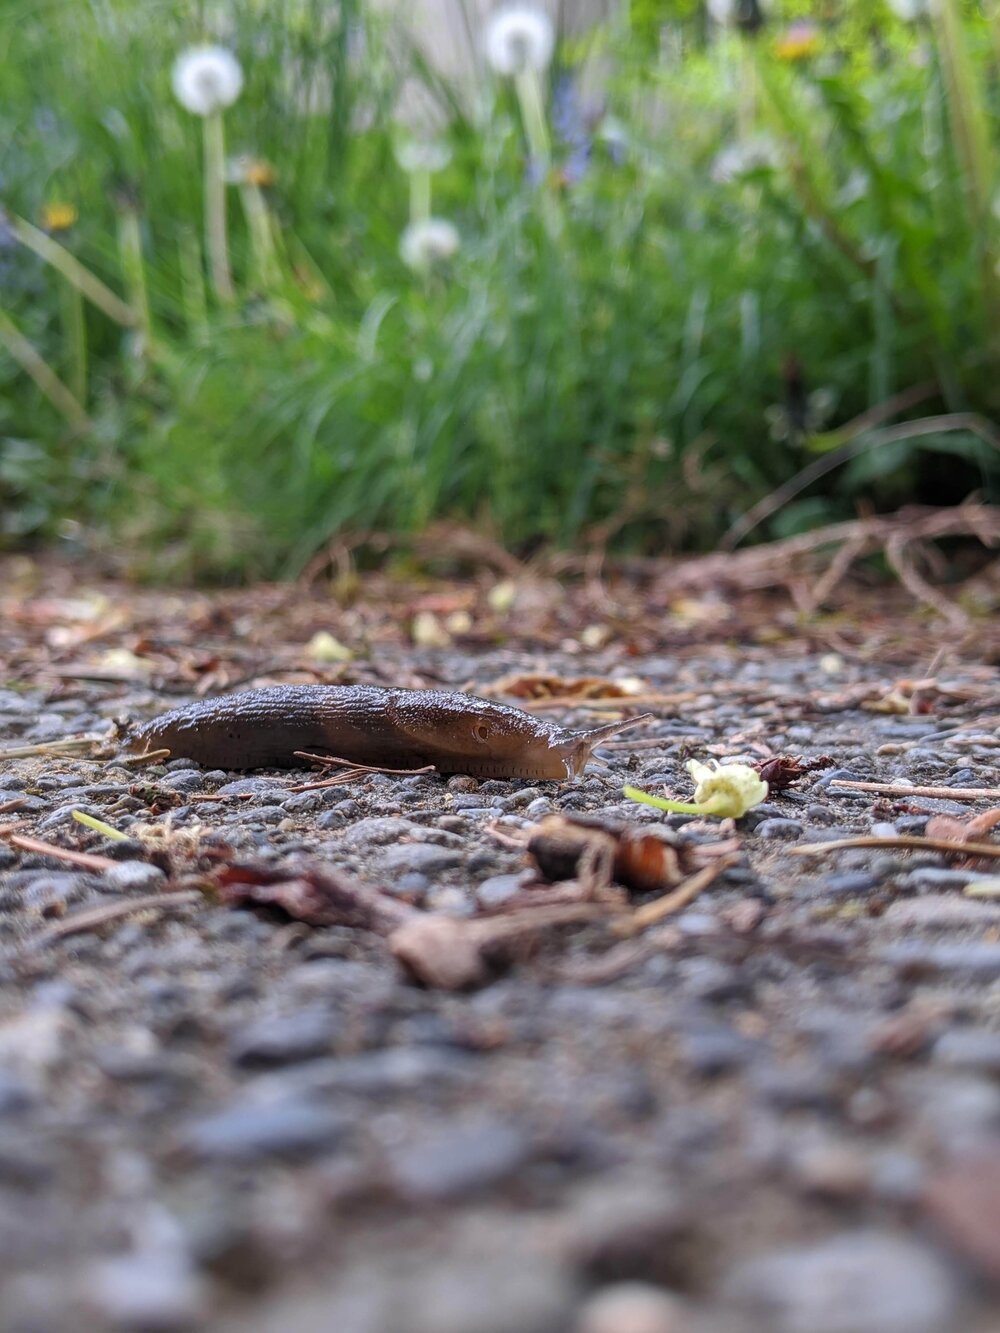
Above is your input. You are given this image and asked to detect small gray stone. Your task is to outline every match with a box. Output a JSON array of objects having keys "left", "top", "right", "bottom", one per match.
[
  {"left": 20, "top": 872, "right": 91, "bottom": 910},
  {"left": 83, "top": 1249, "right": 206, "bottom": 1328},
  {"left": 880, "top": 941, "right": 1000, "bottom": 981},
  {"left": 679, "top": 1025, "right": 763, "bottom": 1076},
  {"left": 342, "top": 817, "right": 416, "bottom": 847},
  {"left": 476, "top": 874, "right": 524, "bottom": 909},
  {"left": 161, "top": 769, "right": 204, "bottom": 792},
  {"left": 228, "top": 1009, "right": 334, "bottom": 1067},
  {"left": 181, "top": 1099, "right": 348, "bottom": 1160},
  {"left": 215, "top": 777, "right": 288, "bottom": 797},
  {"left": 755, "top": 818, "right": 803, "bottom": 840},
  {"left": 722, "top": 1230, "right": 961, "bottom": 1333},
  {"left": 281, "top": 792, "right": 325, "bottom": 813},
  {"left": 387, "top": 1118, "right": 532, "bottom": 1201},
  {"left": 101, "top": 862, "right": 167, "bottom": 894},
  {"left": 380, "top": 843, "right": 462, "bottom": 875},
  {"left": 934, "top": 1029, "right": 1000, "bottom": 1074}
]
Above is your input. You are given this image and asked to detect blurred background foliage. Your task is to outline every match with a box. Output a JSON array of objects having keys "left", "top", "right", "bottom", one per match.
[{"left": 2, "top": 0, "right": 1000, "bottom": 579}]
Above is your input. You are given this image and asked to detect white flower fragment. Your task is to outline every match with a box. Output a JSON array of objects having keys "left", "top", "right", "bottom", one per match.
[
  {"left": 172, "top": 46, "right": 244, "bottom": 117},
  {"left": 399, "top": 217, "right": 460, "bottom": 271},
  {"left": 484, "top": 5, "right": 555, "bottom": 76},
  {"left": 685, "top": 759, "right": 769, "bottom": 818},
  {"left": 623, "top": 758, "right": 768, "bottom": 820}
]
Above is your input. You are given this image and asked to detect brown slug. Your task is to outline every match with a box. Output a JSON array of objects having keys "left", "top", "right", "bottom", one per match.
[{"left": 129, "top": 684, "right": 651, "bottom": 780}]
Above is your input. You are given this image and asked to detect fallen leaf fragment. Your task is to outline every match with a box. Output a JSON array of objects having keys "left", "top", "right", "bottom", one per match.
[
  {"left": 479, "top": 671, "right": 645, "bottom": 702},
  {"left": 925, "top": 808, "right": 1000, "bottom": 844},
  {"left": 306, "top": 631, "right": 353, "bottom": 663},
  {"left": 214, "top": 864, "right": 412, "bottom": 934},
  {"left": 753, "top": 754, "right": 835, "bottom": 791},
  {"left": 528, "top": 814, "right": 683, "bottom": 895}
]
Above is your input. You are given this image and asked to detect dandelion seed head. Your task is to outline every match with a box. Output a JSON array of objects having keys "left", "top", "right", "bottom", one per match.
[
  {"left": 484, "top": 5, "right": 555, "bottom": 77},
  {"left": 707, "top": 0, "right": 773, "bottom": 27},
  {"left": 400, "top": 218, "right": 460, "bottom": 271},
  {"left": 172, "top": 46, "right": 244, "bottom": 117},
  {"left": 887, "top": 0, "right": 928, "bottom": 18}
]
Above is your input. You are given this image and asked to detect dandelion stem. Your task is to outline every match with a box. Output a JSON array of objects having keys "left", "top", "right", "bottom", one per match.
[
  {"left": 0, "top": 305, "right": 91, "bottom": 431},
  {"left": 515, "top": 65, "right": 551, "bottom": 170},
  {"left": 203, "top": 109, "right": 234, "bottom": 302},
  {"left": 10, "top": 216, "right": 134, "bottom": 327},
  {"left": 116, "top": 205, "right": 152, "bottom": 351},
  {"left": 409, "top": 169, "right": 432, "bottom": 224}
]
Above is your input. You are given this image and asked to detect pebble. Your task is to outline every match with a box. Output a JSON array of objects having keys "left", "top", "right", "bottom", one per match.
[
  {"left": 399, "top": 1253, "right": 576, "bottom": 1333},
  {"left": 215, "top": 777, "right": 289, "bottom": 798},
  {"left": 879, "top": 941, "right": 1000, "bottom": 981},
  {"left": 933, "top": 1029, "right": 1000, "bottom": 1074},
  {"left": 379, "top": 843, "right": 463, "bottom": 874},
  {"left": 19, "top": 871, "right": 92, "bottom": 911},
  {"left": 567, "top": 1178, "right": 691, "bottom": 1286},
  {"left": 181, "top": 1099, "right": 349, "bottom": 1161},
  {"left": 227, "top": 803, "right": 286, "bottom": 825},
  {"left": 476, "top": 873, "right": 524, "bottom": 909},
  {"left": 749, "top": 1062, "right": 839, "bottom": 1112},
  {"left": 387, "top": 1118, "right": 532, "bottom": 1201},
  {"left": 576, "top": 1282, "right": 687, "bottom": 1333},
  {"left": 754, "top": 818, "right": 804, "bottom": 840},
  {"left": 678, "top": 1024, "right": 764, "bottom": 1076},
  {"left": 901, "top": 867, "right": 993, "bottom": 892},
  {"left": 811, "top": 871, "right": 878, "bottom": 899},
  {"left": 227, "top": 1008, "right": 335, "bottom": 1067},
  {"left": 83, "top": 1249, "right": 206, "bottom": 1330},
  {"left": 101, "top": 862, "right": 167, "bottom": 894},
  {"left": 884, "top": 896, "right": 1000, "bottom": 928},
  {"left": 722, "top": 1230, "right": 962, "bottom": 1333},
  {"left": 923, "top": 1147, "right": 1000, "bottom": 1283}
]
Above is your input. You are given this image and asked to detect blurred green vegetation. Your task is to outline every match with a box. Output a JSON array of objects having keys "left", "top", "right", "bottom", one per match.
[{"left": 2, "top": 0, "right": 999, "bottom": 579}]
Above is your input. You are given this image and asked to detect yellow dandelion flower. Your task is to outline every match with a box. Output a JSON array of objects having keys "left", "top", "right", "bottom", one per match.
[
  {"left": 775, "top": 22, "right": 820, "bottom": 62},
  {"left": 41, "top": 202, "right": 78, "bottom": 232}
]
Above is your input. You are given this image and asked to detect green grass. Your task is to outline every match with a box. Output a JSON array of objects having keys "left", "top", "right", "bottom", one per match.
[{"left": 1, "top": 0, "right": 999, "bottom": 578}]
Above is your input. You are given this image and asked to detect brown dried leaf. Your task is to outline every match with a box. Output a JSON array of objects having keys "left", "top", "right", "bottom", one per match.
[
  {"left": 753, "top": 754, "right": 836, "bottom": 791},
  {"left": 925, "top": 808, "right": 1000, "bottom": 844},
  {"left": 528, "top": 814, "right": 683, "bottom": 894},
  {"left": 479, "top": 671, "right": 643, "bottom": 702},
  {"left": 215, "top": 863, "right": 413, "bottom": 934}
]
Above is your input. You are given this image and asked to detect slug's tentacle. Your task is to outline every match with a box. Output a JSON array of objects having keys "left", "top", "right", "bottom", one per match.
[{"left": 553, "top": 714, "right": 655, "bottom": 777}]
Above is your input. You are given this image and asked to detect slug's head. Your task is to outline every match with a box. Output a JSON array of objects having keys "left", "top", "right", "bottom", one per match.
[{"left": 398, "top": 693, "right": 653, "bottom": 779}]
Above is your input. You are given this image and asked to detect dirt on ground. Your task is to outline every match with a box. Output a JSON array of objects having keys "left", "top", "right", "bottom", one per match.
[{"left": 1, "top": 555, "right": 1000, "bottom": 1332}]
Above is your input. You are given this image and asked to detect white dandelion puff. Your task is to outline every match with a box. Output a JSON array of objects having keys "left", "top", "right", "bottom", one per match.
[
  {"left": 400, "top": 218, "right": 460, "bottom": 271},
  {"left": 171, "top": 46, "right": 244, "bottom": 117},
  {"left": 484, "top": 5, "right": 555, "bottom": 77},
  {"left": 886, "top": 0, "right": 928, "bottom": 18},
  {"left": 707, "top": 0, "right": 773, "bottom": 26},
  {"left": 394, "top": 140, "right": 453, "bottom": 175}
]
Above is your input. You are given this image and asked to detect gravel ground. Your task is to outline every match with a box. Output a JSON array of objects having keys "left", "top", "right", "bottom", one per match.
[{"left": 1, "top": 565, "right": 1000, "bottom": 1332}]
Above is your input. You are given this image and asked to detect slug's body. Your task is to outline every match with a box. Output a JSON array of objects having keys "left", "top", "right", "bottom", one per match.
[{"left": 129, "top": 685, "right": 650, "bottom": 780}]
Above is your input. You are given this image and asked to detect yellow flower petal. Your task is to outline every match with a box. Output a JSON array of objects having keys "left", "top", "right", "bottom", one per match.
[{"left": 41, "top": 202, "right": 78, "bottom": 232}]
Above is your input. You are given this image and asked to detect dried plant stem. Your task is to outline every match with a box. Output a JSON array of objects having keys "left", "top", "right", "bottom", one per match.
[
  {"left": 791, "top": 835, "right": 1000, "bottom": 858},
  {"left": 203, "top": 110, "right": 234, "bottom": 302},
  {"left": 831, "top": 779, "right": 1000, "bottom": 802},
  {"left": 32, "top": 889, "right": 203, "bottom": 946}
]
